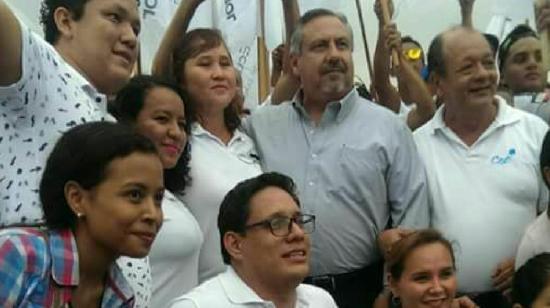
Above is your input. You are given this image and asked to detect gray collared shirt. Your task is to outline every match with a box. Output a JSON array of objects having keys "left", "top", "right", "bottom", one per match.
[{"left": 244, "top": 89, "right": 429, "bottom": 275}]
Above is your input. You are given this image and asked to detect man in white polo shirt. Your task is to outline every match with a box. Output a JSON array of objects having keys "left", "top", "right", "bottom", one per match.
[
  {"left": 414, "top": 26, "right": 548, "bottom": 306},
  {"left": 0, "top": 0, "right": 139, "bottom": 226},
  {"left": 169, "top": 172, "right": 337, "bottom": 308}
]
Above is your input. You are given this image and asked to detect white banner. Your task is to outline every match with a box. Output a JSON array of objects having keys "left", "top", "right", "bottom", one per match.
[
  {"left": 212, "top": 0, "right": 259, "bottom": 109},
  {"left": 138, "top": 0, "right": 213, "bottom": 74}
]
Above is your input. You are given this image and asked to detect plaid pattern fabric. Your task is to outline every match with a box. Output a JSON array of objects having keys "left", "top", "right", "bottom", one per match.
[{"left": 0, "top": 228, "right": 134, "bottom": 307}]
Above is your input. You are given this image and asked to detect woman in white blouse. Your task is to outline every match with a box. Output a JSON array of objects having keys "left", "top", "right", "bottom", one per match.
[
  {"left": 152, "top": 0, "right": 262, "bottom": 283},
  {"left": 112, "top": 75, "right": 203, "bottom": 307}
]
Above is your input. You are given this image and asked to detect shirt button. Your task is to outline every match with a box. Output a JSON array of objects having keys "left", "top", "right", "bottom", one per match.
[
  {"left": 309, "top": 181, "right": 314, "bottom": 186},
  {"left": 309, "top": 130, "right": 314, "bottom": 134},
  {"left": 312, "top": 153, "right": 317, "bottom": 158},
  {"left": 95, "top": 97, "right": 102, "bottom": 103}
]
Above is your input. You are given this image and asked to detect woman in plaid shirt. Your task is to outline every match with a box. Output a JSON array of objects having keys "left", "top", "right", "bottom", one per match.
[{"left": 0, "top": 122, "right": 165, "bottom": 307}]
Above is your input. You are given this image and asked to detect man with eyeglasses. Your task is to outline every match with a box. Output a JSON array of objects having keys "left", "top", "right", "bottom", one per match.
[{"left": 169, "top": 172, "right": 337, "bottom": 308}]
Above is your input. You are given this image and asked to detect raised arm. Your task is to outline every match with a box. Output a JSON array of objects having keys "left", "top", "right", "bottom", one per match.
[
  {"left": 400, "top": 69, "right": 435, "bottom": 130},
  {"left": 536, "top": 1, "right": 550, "bottom": 33},
  {"left": 281, "top": 0, "right": 299, "bottom": 44},
  {"left": 382, "top": 22, "right": 434, "bottom": 130},
  {"left": 373, "top": 0, "right": 401, "bottom": 113},
  {"left": 151, "top": 0, "right": 204, "bottom": 78},
  {"left": 536, "top": 0, "right": 550, "bottom": 77},
  {"left": 459, "top": 0, "right": 475, "bottom": 28},
  {"left": 0, "top": 1, "right": 22, "bottom": 86},
  {"left": 270, "top": 0, "right": 300, "bottom": 105},
  {"left": 398, "top": 59, "right": 435, "bottom": 130}
]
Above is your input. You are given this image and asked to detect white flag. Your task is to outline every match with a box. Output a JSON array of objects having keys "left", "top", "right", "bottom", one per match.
[
  {"left": 212, "top": 0, "right": 259, "bottom": 108},
  {"left": 139, "top": 0, "right": 213, "bottom": 74}
]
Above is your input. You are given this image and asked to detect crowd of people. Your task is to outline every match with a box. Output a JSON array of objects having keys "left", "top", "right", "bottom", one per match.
[{"left": 0, "top": 0, "right": 550, "bottom": 307}]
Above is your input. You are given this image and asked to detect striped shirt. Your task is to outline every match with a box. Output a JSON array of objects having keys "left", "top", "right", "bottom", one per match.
[{"left": 0, "top": 228, "right": 135, "bottom": 307}]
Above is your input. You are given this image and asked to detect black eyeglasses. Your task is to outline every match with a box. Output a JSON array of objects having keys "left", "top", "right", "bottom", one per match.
[{"left": 244, "top": 214, "right": 316, "bottom": 237}]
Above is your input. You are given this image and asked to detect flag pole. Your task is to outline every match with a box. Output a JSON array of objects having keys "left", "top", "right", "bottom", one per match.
[
  {"left": 257, "top": 0, "right": 270, "bottom": 103},
  {"left": 354, "top": 0, "right": 375, "bottom": 83},
  {"left": 536, "top": 0, "right": 550, "bottom": 83}
]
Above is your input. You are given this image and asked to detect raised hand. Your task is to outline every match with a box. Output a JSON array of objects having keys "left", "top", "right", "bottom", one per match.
[
  {"left": 491, "top": 257, "right": 514, "bottom": 292},
  {"left": 459, "top": 0, "right": 475, "bottom": 11},
  {"left": 374, "top": 0, "right": 394, "bottom": 23},
  {"left": 383, "top": 23, "right": 402, "bottom": 55},
  {"left": 451, "top": 296, "right": 479, "bottom": 308},
  {"left": 377, "top": 228, "right": 414, "bottom": 260}
]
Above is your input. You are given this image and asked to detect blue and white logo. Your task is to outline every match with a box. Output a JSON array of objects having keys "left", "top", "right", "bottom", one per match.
[{"left": 491, "top": 148, "right": 516, "bottom": 165}]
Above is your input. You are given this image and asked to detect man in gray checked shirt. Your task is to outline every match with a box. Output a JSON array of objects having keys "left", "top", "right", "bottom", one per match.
[{"left": 244, "top": 8, "right": 430, "bottom": 308}]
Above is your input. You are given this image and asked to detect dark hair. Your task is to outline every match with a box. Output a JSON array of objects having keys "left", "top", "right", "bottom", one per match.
[
  {"left": 513, "top": 253, "right": 550, "bottom": 307},
  {"left": 427, "top": 32, "right": 447, "bottom": 77},
  {"left": 484, "top": 33, "right": 500, "bottom": 57},
  {"left": 40, "top": 0, "right": 89, "bottom": 44},
  {"left": 540, "top": 131, "right": 550, "bottom": 189},
  {"left": 217, "top": 172, "right": 300, "bottom": 264},
  {"left": 498, "top": 24, "right": 539, "bottom": 74},
  {"left": 40, "top": 122, "right": 158, "bottom": 230},
  {"left": 110, "top": 75, "right": 191, "bottom": 195},
  {"left": 171, "top": 28, "right": 241, "bottom": 132},
  {"left": 290, "top": 8, "right": 354, "bottom": 55},
  {"left": 387, "top": 229, "right": 456, "bottom": 280},
  {"left": 401, "top": 36, "right": 425, "bottom": 65}
]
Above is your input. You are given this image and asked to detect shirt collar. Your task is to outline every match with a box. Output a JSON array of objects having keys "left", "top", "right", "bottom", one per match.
[
  {"left": 47, "top": 229, "right": 135, "bottom": 304},
  {"left": 61, "top": 53, "right": 107, "bottom": 110},
  {"left": 291, "top": 88, "right": 358, "bottom": 124},
  {"left": 48, "top": 229, "right": 79, "bottom": 286},
  {"left": 104, "top": 261, "right": 136, "bottom": 304},
  {"left": 191, "top": 122, "right": 245, "bottom": 146},
  {"left": 295, "top": 286, "right": 310, "bottom": 307},
  {"left": 60, "top": 54, "right": 103, "bottom": 97},
  {"left": 429, "top": 95, "right": 521, "bottom": 134},
  {"left": 220, "top": 267, "right": 269, "bottom": 305}
]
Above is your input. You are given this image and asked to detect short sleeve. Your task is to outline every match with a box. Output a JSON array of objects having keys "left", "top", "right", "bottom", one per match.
[{"left": 0, "top": 22, "right": 38, "bottom": 100}]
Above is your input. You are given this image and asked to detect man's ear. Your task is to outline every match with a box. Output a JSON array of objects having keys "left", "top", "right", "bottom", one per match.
[
  {"left": 430, "top": 73, "right": 445, "bottom": 98},
  {"left": 543, "top": 166, "right": 550, "bottom": 187},
  {"left": 223, "top": 231, "right": 245, "bottom": 262},
  {"left": 290, "top": 53, "right": 300, "bottom": 78},
  {"left": 53, "top": 7, "right": 76, "bottom": 40},
  {"left": 387, "top": 273, "right": 399, "bottom": 298},
  {"left": 64, "top": 181, "right": 87, "bottom": 218}
]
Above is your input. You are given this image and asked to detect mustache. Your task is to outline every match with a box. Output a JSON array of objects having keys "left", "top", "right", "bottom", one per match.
[{"left": 320, "top": 60, "right": 347, "bottom": 74}]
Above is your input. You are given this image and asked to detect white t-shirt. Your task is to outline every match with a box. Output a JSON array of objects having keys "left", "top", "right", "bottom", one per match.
[
  {"left": 150, "top": 190, "right": 203, "bottom": 308},
  {"left": 182, "top": 123, "right": 262, "bottom": 282},
  {"left": 515, "top": 211, "right": 550, "bottom": 269},
  {"left": 414, "top": 97, "right": 549, "bottom": 293},
  {"left": 119, "top": 191, "right": 204, "bottom": 308},
  {"left": 0, "top": 21, "right": 110, "bottom": 226},
  {"left": 168, "top": 267, "right": 338, "bottom": 308},
  {"left": 513, "top": 93, "right": 550, "bottom": 125}
]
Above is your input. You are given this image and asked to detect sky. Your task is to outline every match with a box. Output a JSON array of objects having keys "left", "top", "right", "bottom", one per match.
[{"left": 5, "top": 0, "right": 538, "bottom": 103}]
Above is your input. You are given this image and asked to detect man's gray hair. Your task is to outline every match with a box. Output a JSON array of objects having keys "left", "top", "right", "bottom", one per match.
[{"left": 289, "top": 8, "right": 354, "bottom": 55}]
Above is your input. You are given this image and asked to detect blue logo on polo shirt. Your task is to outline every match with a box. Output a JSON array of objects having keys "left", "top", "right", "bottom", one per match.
[{"left": 491, "top": 148, "right": 516, "bottom": 165}]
